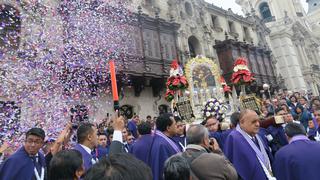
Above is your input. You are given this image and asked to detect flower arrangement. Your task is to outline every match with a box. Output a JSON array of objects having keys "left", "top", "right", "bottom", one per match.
[
  {"left": 165, "top": 60, "right": 188, "bottom": 102},
  {"left": 231, "top": 57, "right": 255, "bottom": 85},
  {"left": 202, "top": 98, "right": 228, "bottom": 122},
  {"left": 166, "top": 76, "right": 188, "bottom": 91}
]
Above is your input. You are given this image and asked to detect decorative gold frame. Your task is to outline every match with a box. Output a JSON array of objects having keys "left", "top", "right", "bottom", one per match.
[{"left": 185, "top": 56, "right": 224, "bottom": 119}]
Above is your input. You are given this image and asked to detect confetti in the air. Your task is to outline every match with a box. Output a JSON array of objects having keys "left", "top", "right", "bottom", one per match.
[{"left": 0, "top": 0, "right": 137, "bottom": 145}]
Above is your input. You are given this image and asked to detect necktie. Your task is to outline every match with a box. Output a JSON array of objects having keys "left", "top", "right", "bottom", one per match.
[
  {"left": 91, "top": 150, "right": 98, "bottom": 164},
  {"left": 252, "top": 137, "right": 260, "bottom": 150},
  {"left": 30, "top": 156, "right": 41, "bottom": 173}
]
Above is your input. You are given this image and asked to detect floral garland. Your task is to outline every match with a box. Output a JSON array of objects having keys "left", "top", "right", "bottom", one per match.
[
  {"left": 202, "top": 98, "right": 228, "bottom": 122},
  {"left": 165, "top": 60, "right": 188, "bottom": 102},
  {"left": 231, "top": 57, "right": 255, "bottom": 85}
]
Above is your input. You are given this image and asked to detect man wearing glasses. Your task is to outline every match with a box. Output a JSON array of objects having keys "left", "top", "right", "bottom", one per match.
[{"left": 0, "top": 127, "right": 46, "bottom": 180}]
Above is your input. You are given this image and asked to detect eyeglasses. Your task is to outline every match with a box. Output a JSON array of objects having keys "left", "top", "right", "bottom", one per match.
[{"left": 25, "top": 139, "right": 43, "bottom": 145}]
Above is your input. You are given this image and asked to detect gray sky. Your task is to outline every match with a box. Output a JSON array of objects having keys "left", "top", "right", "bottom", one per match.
[{"left": 204, "top": 0, "right": 309, "bottom": 16}]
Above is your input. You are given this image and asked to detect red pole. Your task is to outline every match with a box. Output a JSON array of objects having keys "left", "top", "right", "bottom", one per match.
[{"left": 109, "top": 59, "right": 119, "bottom": 110}]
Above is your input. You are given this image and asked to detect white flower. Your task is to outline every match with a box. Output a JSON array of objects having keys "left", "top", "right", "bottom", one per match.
[
  {"left": 215, "top": 102, "right": 220, "bottom": 106},
  {"left": 211, "top": 112, "right": 216, "bottom": 115},
  {"left": 206, "top": 112, "right": 211, "bottom": 117},
  {"left": 233, "top": 65, "right": 249, "bottom": 72},
  {"left": 214, "top": 106, "right": 218, "bottom": 110},
  {"left": 209, "top": 102, "right": 214, "bottom": 107},
  {"left": 207, "top": 107, "right": 211, "bottom": 111}
]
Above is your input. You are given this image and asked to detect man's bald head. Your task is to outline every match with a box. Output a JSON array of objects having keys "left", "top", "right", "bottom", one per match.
[
  {"left": 239, "top": 109, "right": 260, "bottom": 137},
  {"left": 239, "top": 109, "right": 254, "bottom": 122}
]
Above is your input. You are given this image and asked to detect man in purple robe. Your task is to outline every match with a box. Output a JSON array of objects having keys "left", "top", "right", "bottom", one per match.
[
  {"left": 273, "top": 122, "right": 320, "bottom": 180},
  {"left": 73, "top": 123, "right": 98, "bottom": 172},
  {"left": 129, "top": 121, "right": 153, "bottom": 164},
  {"left": 148, "top": 113, "right": 181, "bottom": 180},
  {"left": 224, "top": 109, "right": 275, "bottom": 180},
  {"left": 258, "top": 107, "right": 289, "bottom": 155},
  {"left": 96, "top": 133, "right": 109, "bottom": 159},
  {"left": 172, "top": 116, "right": 186, "bottom": 151},
  {"left": 0, "top": 128, "right": 46, "bottom": 180},
  {"left": 128, "top": 115, "right": 139, "bottom": 138}
]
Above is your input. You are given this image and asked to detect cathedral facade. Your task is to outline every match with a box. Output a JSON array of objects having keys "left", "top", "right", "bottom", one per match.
[{"left": 237, "top": 0, "right": 320, "bottom": 95}]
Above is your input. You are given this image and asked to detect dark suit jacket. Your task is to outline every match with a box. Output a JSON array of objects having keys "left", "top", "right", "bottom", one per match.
[{"left": 109, "top": 141, "right": 125, "bottom": 155}]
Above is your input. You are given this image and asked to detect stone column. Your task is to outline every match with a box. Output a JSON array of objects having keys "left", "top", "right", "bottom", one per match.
[
  {"left": 269, "top": 34, "right": 307, "bottom": 91},
  {"left": 293, "top": 40, "right": 308, "bottom": 69},
  {"left": 300, "top": 41, "right": 311, "bottom": 68}
]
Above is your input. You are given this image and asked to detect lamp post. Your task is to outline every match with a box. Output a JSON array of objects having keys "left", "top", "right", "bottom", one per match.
[
  {"left": 263, "top": 83, "right": 275, "bottom": 115},
  {"left": 263, "top": 83, "right": 271, "bottom": 99}
]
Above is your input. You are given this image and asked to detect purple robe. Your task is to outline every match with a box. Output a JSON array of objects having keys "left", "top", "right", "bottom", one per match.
[
  {"left": 259, "top": 126, "right": 288, "bottom": 155},
  {"left": 128, "top": 120, "right": 138, "bottom": 138},
  {"left": 273, "top": 136, "right": 320, "bottom": 180},
  {"left": 129, "top": 134, "right": 154, "bottom": 164},
  {"left": 74, "top": 144, "right": 94, "bottom": 171},
  {"left": 96, "top": 145, "right": 109, "bottom": 159},
  {"left": 148, "top": 132, "right": 181, "bottom": 180},
  {"left": 224, "top": 130, "right": 268, "bottom": 180},
  {"left": 210, "top": 129, "right": 233, "bottom": 151},
  {"left": 172, "top": 135, "right": 186, "bottom": 151},
  {"left": 0, "top": 147, "right": 45, "bottom": 180}
]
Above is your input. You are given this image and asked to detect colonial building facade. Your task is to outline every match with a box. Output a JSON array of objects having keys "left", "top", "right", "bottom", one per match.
[
  {"left": 237, "top": 0, "right": 320, "bottom": 95},
  {"left": 0, "top": 0, "right": 277, "bottom": 124}
]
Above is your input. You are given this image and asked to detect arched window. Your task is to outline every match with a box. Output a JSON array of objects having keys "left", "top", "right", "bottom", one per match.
[
  {"left": 0, "top": 5, "right": 21, "bottom": 53},
  {"left": 259, "top": 2, "right": 272, "bottom": 20},
  {"left": 188, "top": 36, "right": 201, "bottom": 58}
]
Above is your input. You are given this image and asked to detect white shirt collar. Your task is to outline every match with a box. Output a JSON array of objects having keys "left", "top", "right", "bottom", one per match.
[
  {"left": 241, "top": 127, "right": 255, "bottom": 139},
  {"left": 80, "top": 144, "right": 92, "bottom": 154}
]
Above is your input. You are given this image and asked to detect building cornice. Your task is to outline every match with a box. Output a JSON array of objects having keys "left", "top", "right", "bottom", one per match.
[{"left": 202, "top": 1, "right": 254, "bottom": 26}]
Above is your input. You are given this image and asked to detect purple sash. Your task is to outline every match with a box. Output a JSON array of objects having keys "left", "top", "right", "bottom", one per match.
[
  {"left": 290, "top": 135, "right": 309, "bottom": 144},
  {"left": 236, "top": 125, "right": 271, "bottom": 169},
  {"left": 155, "top": 130, "right": 181, "bottom": 153}
]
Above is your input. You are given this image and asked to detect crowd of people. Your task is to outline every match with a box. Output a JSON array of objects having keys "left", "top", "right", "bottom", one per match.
[{"left": 1, "top": 91, "right": 320, "bottom": 180}]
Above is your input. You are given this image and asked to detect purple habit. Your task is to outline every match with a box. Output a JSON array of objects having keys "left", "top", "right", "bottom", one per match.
[
  {"left": 96, "top": 145, "right": 109, "bottom": 159},
  {"left": 273, "top": 136, "right": 320, "bottom": 180},
  {"left": 129, "top": 134, "right": 154, "bottom": 165},
  {"left": 74, "top": 144, "right": 94, "bottom": 171},
  {"left": 172, "top": 135, "right": 186, "bottom": 152},
  {"left": 0, "top": 147, "right": 46, "bottom": 180},
  {"left": 209, "top": 129, "right": 233, "bottom": 151},
  {"left": 148, "top": 132, "right": 181, "bottom": 180},
  {"left": 224, "top": 130, "right": 268, "bottom": 180},
  {"left": 128, "top": 120, "right": 138, "bottom": 138}
]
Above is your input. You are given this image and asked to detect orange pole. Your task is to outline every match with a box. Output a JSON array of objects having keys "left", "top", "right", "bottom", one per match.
[{"left": 109, "top": 60, "right": 119, "bottom": 110}]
